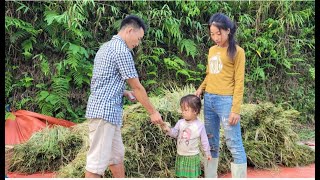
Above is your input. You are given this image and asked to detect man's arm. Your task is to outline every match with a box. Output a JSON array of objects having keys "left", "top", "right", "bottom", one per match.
[{"left": 126, "top": 78, "right": 163, "bottom": 124}]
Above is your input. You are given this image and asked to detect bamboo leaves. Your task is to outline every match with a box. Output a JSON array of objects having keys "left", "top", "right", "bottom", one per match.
[
  {"left": 4, "top": 1, "right": 315, "bottom": 123},
  {"left": 178, "top": 39, "right": 197, "bottom": 59}
]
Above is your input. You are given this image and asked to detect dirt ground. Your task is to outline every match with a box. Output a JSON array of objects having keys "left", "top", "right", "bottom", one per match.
[{"left": 220, "top": 163, "right": 315, "bottom": 178}]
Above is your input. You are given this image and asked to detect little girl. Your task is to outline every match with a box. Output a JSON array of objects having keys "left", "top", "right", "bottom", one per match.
[{"left": 161, "top": 94, "right": 212, "bottom": 178}]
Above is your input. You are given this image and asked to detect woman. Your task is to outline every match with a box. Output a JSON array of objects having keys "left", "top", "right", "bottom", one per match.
[{"left": 195, "top": 12, "right": 247, "bottom": 178}]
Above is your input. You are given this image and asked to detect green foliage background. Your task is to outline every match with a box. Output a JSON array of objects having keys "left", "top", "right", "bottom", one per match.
[{"left": 5, "top": 1, "right": 314, "bottom": 123}]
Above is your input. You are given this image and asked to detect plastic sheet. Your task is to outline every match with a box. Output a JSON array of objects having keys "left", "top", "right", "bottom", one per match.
[
  {"left": 5, "top": 110, "right": 76, "bottom": 145},
  {"left": 7, "top": 171, "right": 56, "bottom": 178}
]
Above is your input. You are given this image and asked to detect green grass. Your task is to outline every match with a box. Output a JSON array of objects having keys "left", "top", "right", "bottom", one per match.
[{"left": 297, "top": 128, "right": 315, "bottom": 141}]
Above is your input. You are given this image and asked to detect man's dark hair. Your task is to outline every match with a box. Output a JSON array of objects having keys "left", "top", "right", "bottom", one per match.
[
  {"left": 180, "top": 94, "right": 202, "bottom": 114},
  {"left": 120, "top": 15, "right": 147, "bottom": 33}
]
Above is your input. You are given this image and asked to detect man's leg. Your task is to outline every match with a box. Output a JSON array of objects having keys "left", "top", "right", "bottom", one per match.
[
  {"left": 109, "top": 125, "right": 125, "bottom": 178},
  {"left": 109, "top": 163, "right": 125, "bottom": 178},
  {"left": 85, "top": 119, "right": 116, "bottom": 178},
  {"left": 85, "top": 170, "right": 102, "bottom": 178}
]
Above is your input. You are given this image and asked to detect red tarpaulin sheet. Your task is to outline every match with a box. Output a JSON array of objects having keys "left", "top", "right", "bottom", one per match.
[
  {"left": 5, "top": 110, "right": 76, "bottom": 145},
  {"left": 7, "top": 172, "right": 56, "bottom": 178}
]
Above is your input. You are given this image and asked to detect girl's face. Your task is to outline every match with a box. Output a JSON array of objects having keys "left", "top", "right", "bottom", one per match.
[
  {"left": 209, "top": 25, "right": 230, "bottom": 48},
  {"left": 180, "top": 104, "right": 198, "bottom": 121}
]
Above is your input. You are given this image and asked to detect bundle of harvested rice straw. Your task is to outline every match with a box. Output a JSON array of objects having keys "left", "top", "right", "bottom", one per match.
[{"left": 8, "top": 85, "right": 314, "bottom": 177}]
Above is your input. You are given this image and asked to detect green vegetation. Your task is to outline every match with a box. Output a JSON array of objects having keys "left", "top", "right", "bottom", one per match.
[
  {"left": 297, "top": 128, "right": 315, "bottom": 141},
  {"left": 5, "top": 1, "right": 314, "bottom": 124}
]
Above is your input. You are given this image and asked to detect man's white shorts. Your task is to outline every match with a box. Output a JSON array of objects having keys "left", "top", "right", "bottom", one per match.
[{"left": 85, "top": 118, "right": 124, "bottom": 175}]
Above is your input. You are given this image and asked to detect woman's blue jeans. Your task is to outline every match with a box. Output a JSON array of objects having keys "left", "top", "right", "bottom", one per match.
[{"left": 204, "top": 92, "right": 247, "bottom": 164}]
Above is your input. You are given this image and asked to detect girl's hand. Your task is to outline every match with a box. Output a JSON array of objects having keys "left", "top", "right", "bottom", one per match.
[
  {"left": 124, "top": 90, "right": 136, "bottom": 102},
  {"left": 160, "top": 122, "right": 170, "bottom": 132},
  {"left": 229, "top": 112, "right": 240, "bottom": 125},
  {"left": 194, "top": 88, "right": 203, "bottom": 98},
  {"left": 207, "top": 155, "right": 212, "bottom": 160}
]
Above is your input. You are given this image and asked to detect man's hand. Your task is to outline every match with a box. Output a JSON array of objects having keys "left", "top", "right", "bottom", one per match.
[
  {"left": 228, "top": 112, "right": 240, "bottom": 125},
  {"left": 124, "top": 90, "right": 136, "bottom": 102},
  {"left": 150, "top": 111, "right": 163, "bottom": 125}
]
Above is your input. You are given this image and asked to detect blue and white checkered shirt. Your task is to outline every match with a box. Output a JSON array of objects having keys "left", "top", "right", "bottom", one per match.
[{"left": 85, "top": 35, "right": 138, "bottom": 126}]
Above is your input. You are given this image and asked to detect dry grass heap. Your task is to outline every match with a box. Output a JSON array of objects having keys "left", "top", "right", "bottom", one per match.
[
  {"left": 217, "top": 102, "right": 315, "bottom": 174},
  {"left": 243, "top": 103, "right": 315, "bottom": 166},
  {"left": 9, "top": 125, "right": 83, "bottom": 174},
  {"left": 9, "top": 85, "right": 315, "bottom": 177},
  {"left": 55, "top": 122, "right": 90, "bottom": 177}
]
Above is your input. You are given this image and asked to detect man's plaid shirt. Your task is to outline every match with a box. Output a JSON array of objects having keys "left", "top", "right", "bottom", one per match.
[{"left": 85, "top": 35, "right": 138, "bottom": 126}]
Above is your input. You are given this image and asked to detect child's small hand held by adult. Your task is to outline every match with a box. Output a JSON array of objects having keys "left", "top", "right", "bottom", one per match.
[{"left": 160, "top": 122, "right": 171, "bottom": 132}]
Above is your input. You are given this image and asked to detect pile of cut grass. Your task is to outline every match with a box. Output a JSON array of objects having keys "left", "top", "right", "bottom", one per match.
[
  {"left": 56, "top": 107, "right": 178, "bottom": 178},
  {"left": 11, "top": 85, "right": 315, "bottom": 177},
  {"left": 217, "top": 102, "right": 315, "bottom": 174},
  {"left": 55, "top": 122, "right": 91, "bottom": 177},
  {"left": 9, "top": 125, "right": 83, "bottom": 174},
  {"left": 57, "top": 85, "right": 196, "bottom": 178},
  {"left": 121, "top": 104, "right": 178, "bottom": 177},
  {"left": 242, "top": 103, "right": 314, "bottom": 167}
]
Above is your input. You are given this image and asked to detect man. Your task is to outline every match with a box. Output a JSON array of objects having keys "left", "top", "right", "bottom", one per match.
[{"left": 85, "top": 15, "right": 163, "bottom": 178}]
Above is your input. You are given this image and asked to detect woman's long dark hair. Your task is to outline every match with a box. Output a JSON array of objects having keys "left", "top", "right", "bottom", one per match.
[{"left": 208, "top": 13, "right": 237, "bottom": 60}]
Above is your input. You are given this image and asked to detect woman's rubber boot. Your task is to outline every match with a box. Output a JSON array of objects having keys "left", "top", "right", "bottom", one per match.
[
  {"left": 204, "top": 158, "right": 218, "bottom": 178},
  {"left": 231, "top": 162, "right": 247, "bottom": 178}
]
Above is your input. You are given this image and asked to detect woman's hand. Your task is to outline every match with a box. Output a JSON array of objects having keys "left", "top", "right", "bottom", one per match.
[
  {"left": 228, "top": 112, "right": 240, "bottom": 125},
  {"left": 194, "top": 88, "right": 203, "bottom": 98}
]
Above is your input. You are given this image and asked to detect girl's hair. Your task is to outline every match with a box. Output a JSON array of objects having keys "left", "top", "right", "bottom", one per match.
[
  {"left": 208, "top": 12, "right": 237, "bottom": 60},
  {"left": 180, "top": 94, "right": 201, "bottom": 114}
]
